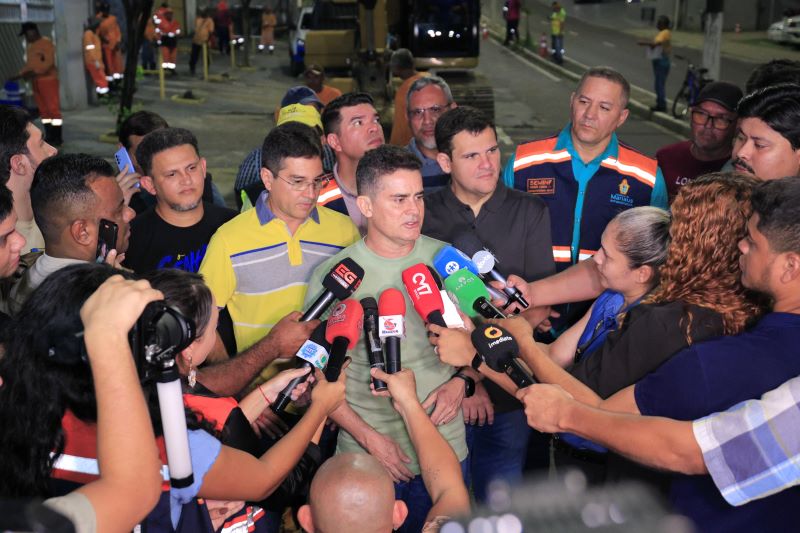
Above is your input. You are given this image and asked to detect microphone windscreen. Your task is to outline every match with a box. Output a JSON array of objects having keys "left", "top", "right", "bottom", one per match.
[
  {"left": 378, "top": 288, "right": 406, "bottom": 316},
  {"left": 444, "top": 269, "right": 491, "bottom": 317},
  {"left": 433, "top": 245, "right": 479, "bottom": 278},
  {"left": 426, "top": 265, "right": 443, "bottom": 290},
  {"left": 471, "top": 249, "right": 497, "bottom": 275},
  {"left": 325, "top": 299, "right": 364, "bottom": 348},
  {"left": 453, "top": 231, "right": 486, "bottom": 257},
  {"left": 471, "top": 324, "right": 520, "bottom": 372},
  {"left": 321, "top": 258, "right": 365, "bottom": 300},
  {"left": 401, "top": 263, "right": 445, "bottom": 320}
]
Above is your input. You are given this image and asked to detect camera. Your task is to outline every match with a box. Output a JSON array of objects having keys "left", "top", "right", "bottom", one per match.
[{"left": 130, "top": 302, "right": 196, "bottom": 379}]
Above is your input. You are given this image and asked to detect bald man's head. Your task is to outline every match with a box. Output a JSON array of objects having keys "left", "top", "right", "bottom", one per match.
[{"left": 298, "top": 453, "right": 408, "bottom": 533}]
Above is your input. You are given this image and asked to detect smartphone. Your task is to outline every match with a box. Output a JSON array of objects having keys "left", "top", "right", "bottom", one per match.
[
  {"left": 96, "top": 218, "right": 119, "bottom": 262},
  {"left": 114, "top": 146, "right": 140, "bottom": 188}
]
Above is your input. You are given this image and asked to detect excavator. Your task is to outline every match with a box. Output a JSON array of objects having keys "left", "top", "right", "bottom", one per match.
[{"left": 289, "top": 0, "right": 494, "bottom": 128}]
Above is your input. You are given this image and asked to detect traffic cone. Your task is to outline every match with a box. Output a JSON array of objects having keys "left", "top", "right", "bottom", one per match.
[{"left": 539, "top": 33, "right": 548, "bottom": 58}]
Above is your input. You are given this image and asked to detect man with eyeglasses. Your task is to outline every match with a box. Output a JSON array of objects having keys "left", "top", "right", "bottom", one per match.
[
  {"left": 405, "top": 76, "right": 456, "bottom": 192},
  {"left": 124, "top": 127, "right": 237, "bottom": 274},
  {"left": 200, "top": 122, "right": 360, "bottom": 387},
  {"left": 656, "top": 81, "right": 742, "bottom": 201}
]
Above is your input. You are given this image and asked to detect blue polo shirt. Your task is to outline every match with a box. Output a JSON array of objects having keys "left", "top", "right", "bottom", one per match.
[{"left": 635, "top": 312, "right": 800, "bottom": 532}]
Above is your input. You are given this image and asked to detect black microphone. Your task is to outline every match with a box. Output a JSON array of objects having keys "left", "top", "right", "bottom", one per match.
[
  {"left": 361, "top": 297, "right": 387, "bottom": 391},
  {"left": 471, "top": 324, "right": 536, "bottom": 388},
  {"left": 453, "top": 232, "right": 530, "bottom": 310},
  {"left": 271, "top": 321, "right": 331, "bottom": 413},
  {"left": 302, "top": 258, "right": 365, "bottom": 321}
]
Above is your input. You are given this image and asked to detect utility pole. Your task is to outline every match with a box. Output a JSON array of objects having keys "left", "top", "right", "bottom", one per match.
[{"left": 702, "top": 0, "right": 723, "bottom": 81}]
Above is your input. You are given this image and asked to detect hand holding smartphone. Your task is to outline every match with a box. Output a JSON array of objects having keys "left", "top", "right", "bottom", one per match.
[
  {"left": 114, "top": 147, "right": 139, "bottom": 189},
  {"left": 96, "top": 218, "right": 119, "bottom": 263}
]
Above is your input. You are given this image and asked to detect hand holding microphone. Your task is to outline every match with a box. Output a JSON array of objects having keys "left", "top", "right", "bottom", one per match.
[
  {"left": 271, "top": 321, "right": 332, "bottom": 413},
  {"left": 433, "top": 245, "right": 509, "bottom": 306},
  {"left": 453, "top": 232, "right": 530, "bottom": 310},
  {"left": 444, "top": 268, "right": 506, "bottom": 320},
  {"left": 471, "top": 324, "right": 536, "bottom": 389},
  {"left": 272, "top": 258, "right": 364, "bottom": 413}
]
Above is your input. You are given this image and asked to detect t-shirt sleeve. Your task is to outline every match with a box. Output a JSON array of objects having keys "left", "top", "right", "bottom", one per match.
[
  {"left": 635, "top": 345, "right": 709, "bottom": 420},
  {"left": 198, "top": 230, "right": 236, "bottom": 308},
  {"left": 44, "top": 492, "right": 97, "bottom": 533},
  {"left": 650, "top": 167, "right": 669, "bottom": 210},
  {"left": 502, "top": 151, "right": 516, "bottom": 189},
  {"left": 170, "top": 429, "right": 223, "bottom": 529}
]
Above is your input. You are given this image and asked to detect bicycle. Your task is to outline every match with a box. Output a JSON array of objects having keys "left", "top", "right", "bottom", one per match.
[{"left": 672, "top": 54, "right": 713, "bottom": 119}]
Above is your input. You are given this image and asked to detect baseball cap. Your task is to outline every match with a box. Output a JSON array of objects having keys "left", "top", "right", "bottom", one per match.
[
  {"left": 696, "top": 81, "right": 743, "bottom": 112},
  {"left": 280, "top": 86, "right": 322, "bottom": 108},
  {"left": 305, "top": 64, "right": 324, "bottom": 76},
  {"left": 277, "top": 103, "right": 323, "bottom": 130},
  {"left": 19, "top": 22, "right": 38, "bottom": 36}
]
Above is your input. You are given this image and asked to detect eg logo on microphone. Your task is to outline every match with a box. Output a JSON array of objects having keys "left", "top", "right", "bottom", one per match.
[
  {"left": 444, "top": 260, "right": 460, "bottom": 275},
  {"left": 484, "top": 326, "right": 503, "bottom": 339},
  {"left": 333, "top": 264, "right": 359, "bottom": 289}
]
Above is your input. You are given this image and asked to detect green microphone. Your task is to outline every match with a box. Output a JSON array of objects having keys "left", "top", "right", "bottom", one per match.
[{"left": 444, "top": 268, "right": 506, "bottom": 319}]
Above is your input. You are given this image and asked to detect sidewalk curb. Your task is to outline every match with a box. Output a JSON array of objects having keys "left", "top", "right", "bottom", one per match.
[{"left": 486, "top": 27, "right": 691, "bottom": 138}]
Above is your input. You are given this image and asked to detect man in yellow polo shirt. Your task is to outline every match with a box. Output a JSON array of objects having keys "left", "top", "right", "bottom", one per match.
[{"left": 200, "top": 122, "right": 360, "bottom": 395}]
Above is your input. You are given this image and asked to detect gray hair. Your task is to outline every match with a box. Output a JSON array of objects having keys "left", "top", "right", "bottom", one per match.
[
  {"left": 613, "top": 206, "right": 671, "bottom": 280},
  {"left": 576, "top": 66, "right": 631, "bottom": 108},
  {"left": 406, "top": 76, "right": 454, "bottom": 114}
]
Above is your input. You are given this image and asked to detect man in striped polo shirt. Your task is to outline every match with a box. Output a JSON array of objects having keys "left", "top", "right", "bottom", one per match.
[{"left": 199, "top": 123, "right": 360, "bottom": 396}]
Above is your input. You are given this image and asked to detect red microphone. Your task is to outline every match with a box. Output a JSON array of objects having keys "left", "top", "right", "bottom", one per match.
[
  {"left": 401, "top": 263, "right": 447, "bottom": 327},
  {"left": 378, "top": 288, "right": 406, "bottom": 373},
  {"left": 324, "top": 299, "right": 363, "bottom": 381}
]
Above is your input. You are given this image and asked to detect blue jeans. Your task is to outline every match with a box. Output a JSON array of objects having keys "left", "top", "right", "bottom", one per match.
[
  {"left": 652, "top": 57, "right": 670, "bottom": 109},
  {"left": 463, "top": 409, "right": 531, "bottom": 503},
  {"left": 394, "top": 459, "right": 469, "bottom": 533},
  {"left": 551, "top": 34, "right": 564, "bottom": 64}
]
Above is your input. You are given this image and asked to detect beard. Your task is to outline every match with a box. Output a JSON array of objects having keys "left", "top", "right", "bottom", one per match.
[{"left": 168, "top": 198, "right": 202, "bottom": 212}]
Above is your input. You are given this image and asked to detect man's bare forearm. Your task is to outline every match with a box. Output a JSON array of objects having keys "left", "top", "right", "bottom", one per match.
[
  {"left": 560, "top": 400, "right": 707, "bottom": 475},
  {"left": 329, "top": 401, "right": 378, "bottom": 448},
  {"left": 529, "top": 259, "right": 604, "bottom": 306},
  {"left": 197, "top": 334, "right": 281, "bottom": 397}
]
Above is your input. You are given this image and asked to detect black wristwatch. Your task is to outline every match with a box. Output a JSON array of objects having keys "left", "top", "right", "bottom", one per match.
[
  {"left": 470, "top": 352, "right": 484, "bottom": 371},
  {"left": 452, "top": 372, "right": 475, "bottom": 398}
]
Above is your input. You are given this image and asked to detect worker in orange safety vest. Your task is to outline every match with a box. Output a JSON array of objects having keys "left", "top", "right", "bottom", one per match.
[
  {"left": 95, "top": 1, "right": 124, "bottom": 82},
  {"left": 8, "top": 22, "right": 63, "bottom": 146},
  {"left": 83, "top": 18, "right": 110, "bottom": 96}
]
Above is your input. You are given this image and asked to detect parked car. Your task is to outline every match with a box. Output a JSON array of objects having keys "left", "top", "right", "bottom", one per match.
[{"left": 768, "top": 16, "right": 800, "bottom": 46}]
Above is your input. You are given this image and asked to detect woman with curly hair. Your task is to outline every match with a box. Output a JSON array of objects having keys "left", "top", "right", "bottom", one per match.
[{"left": 429, "top": 173, "right": 764, "bottom": 483}]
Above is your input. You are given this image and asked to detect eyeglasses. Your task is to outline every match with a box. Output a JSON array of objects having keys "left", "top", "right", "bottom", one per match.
[
  {"left": 691, "top": 109, "right": 735, "bottom": 130},
  {"left": 409, "top": 104, "right": 449, "bottom": 119},
  {"left": 275, "top": 173, "right": 332, "bottom": 192}
]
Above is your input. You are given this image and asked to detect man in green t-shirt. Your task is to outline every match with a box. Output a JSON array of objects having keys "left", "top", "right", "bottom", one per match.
[{"left": 304, "top": 145, "right": 468, "bottom": 533}]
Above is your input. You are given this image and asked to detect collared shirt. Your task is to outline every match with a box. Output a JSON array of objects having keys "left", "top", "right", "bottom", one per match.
[
  {"left": 407, "top": 138, "right": 449, "bottom": 191},
  {"left": 422, "top": 183, "right": 555, "bottom": 412},
  {"left": 199, "top": 190, "right": 360, "bottom": 371},
  {"left": 332, "top": 163, "right": 367, "bottom": 234},
  {"left": 694, "top": 374, "right": 800, "bottom": 507},
  {"left": 503, "top": 124, "right": 668, "bottom": 268}
]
